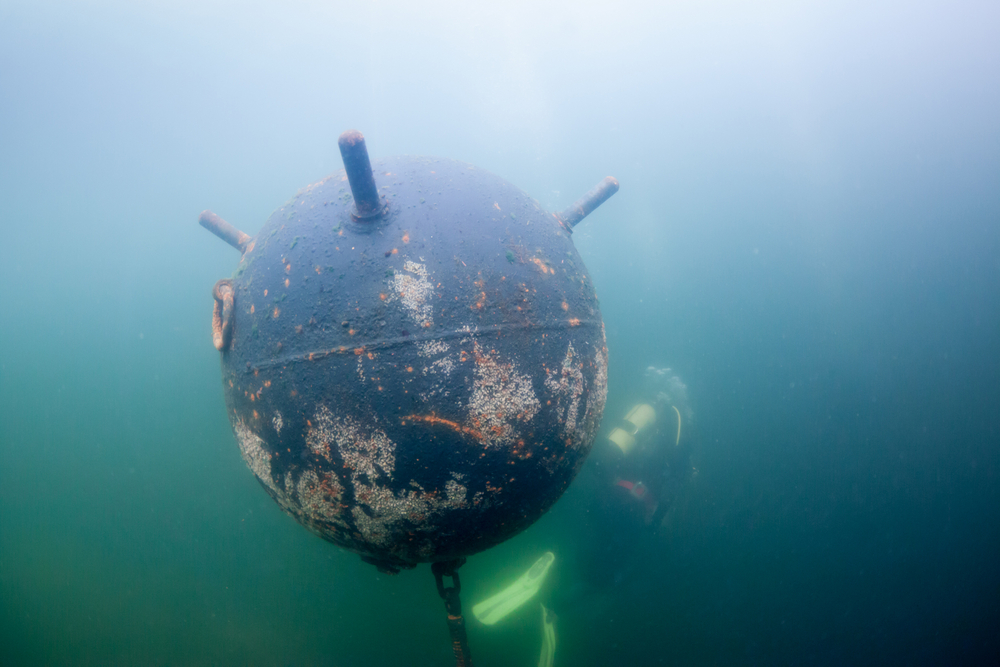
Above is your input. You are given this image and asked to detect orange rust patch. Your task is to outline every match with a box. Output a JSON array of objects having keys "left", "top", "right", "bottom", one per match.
[
  {"left": 380, "top": 293, "right": 387, "bottom": 300},
  {"left": 391, "top": 248, "right": 398, "bottom": 255},
  {"left": 284, "top": 278, "right": 290, "bottom": 288},
  {"left": 273, "top": 307, "right": 280, "bottom": 319},
  {"left": 315, "top": 265, "right": 322, "bottom": 274},
  {"left": 354, "top": 347, "right": 365, "bottom": 355},
  {"left": 529, "top": 257, "right": 554, "bottom": 275},
  {"left": 568, "top": 318, "right": 581, "bottom": 326},
  {"left": 252, "top": 410, "right": 259, "bottom": 419},
  {"left": 511, "top": 438, "right": 532, "bottom": 460},
  {"left": 264, "top": 289, "right": 268, "bottom": 297},
  {"left": 285, "top": 263, "right": 291, "bottom": 273},
  {"left": 402, "top": 231, "right": 410, "bottom": 244},
  {"left": 367, "top": 352, "right": 374, "bottom": 360},
  {"left": 264, "top": 380, "right": 271, "bottom": 388},
  {"left": 472, "top": 291, "right": 486, "bottom": 309},
  {"left": 406, "top": 366, "right": 413, "bottom": 373},
  {"left": 403, "top": 414, "right": 485, "bottom": 442},
  {"left": 250, "top": 304, "right": 255, "bottom": 314},
  {"left": 348, "top": 329, "right": 356, "bottom": 336},
  {"left": 561, "top": 301, "right": 569, "bottom": 311},
  {"left": 246, "top": 240, "right": 255, "bottom": 254}
]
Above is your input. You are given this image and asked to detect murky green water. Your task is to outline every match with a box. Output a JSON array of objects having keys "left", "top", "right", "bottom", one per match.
[{"left": 2, "top": 2, "right": 998, "bottom": 665}]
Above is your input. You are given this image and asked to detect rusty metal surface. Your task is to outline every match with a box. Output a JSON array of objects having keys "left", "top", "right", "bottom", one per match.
[
  {"left": 213, "top": 154, "right": 609, "bottom": 571},
  {"left": 212, "top": 279, "right": 234, "bottom": 351}
]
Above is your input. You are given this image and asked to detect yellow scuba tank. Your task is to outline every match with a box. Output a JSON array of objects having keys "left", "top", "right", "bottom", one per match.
[{"left": 607, "top": 403, "right": 656, "bottom": 455}]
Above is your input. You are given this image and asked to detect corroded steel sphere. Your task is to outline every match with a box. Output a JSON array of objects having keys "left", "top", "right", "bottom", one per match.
[{"left": 201, "top": 131, "right": 616, "bottom": 573}]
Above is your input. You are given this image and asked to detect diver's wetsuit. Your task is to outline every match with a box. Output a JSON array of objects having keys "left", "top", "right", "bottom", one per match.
[{"left": 574, "top": 405, "right": 692, "bottom": 593}]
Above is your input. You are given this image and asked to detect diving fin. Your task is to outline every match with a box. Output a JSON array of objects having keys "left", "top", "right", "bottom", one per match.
[
  {"left": 537, "top": 604, "right": 556, "bottom": 667},
  {"left": 472, "top": 551, "right": 555, "bottom": 626}
]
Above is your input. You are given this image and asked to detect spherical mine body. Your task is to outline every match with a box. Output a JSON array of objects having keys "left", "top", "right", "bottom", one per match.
[{"left": 221, "top": 156, "right": 607, "bottom": 571}]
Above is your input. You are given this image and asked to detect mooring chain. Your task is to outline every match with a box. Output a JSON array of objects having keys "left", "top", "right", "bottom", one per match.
[{"left": 432, "top": 559, "right": 473, "bottom": 667}]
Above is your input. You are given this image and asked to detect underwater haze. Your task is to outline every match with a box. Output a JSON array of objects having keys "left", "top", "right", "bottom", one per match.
[{"left": 2, "top": 0, "right": 998, "bottom": 665}]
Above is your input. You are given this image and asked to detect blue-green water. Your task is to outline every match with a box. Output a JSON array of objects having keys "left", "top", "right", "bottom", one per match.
[{"left": 1, "top": 2, "right": 997, "bottom": 665}]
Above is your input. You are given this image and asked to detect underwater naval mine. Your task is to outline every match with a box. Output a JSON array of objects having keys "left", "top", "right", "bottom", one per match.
[{"left": 200, "top": 130, "right": 618, "bottom": 575}]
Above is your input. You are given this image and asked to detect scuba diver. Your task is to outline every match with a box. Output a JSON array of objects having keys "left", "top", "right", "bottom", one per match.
[{"left": 471, "top": 366, "right": 696, "bottom": 666}]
